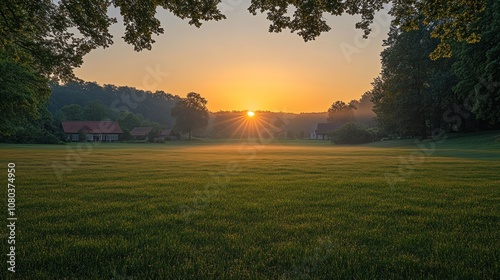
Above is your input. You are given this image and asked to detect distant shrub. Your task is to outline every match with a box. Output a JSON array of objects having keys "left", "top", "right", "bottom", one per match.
[
  {"left": 366, "top": 127, "right": 385, "bottom": 141},
  {"left": 148, "top": 128, "right": 160, "bottom": 143},
  {"left": 120, "top": 129, "right": 131, "bottom": 141},
  {"left": 332, "top": 122, "right": 374, "bottom": 144},
  {"left": 5, "top": 126, "right": 64, "bottom": 144}
]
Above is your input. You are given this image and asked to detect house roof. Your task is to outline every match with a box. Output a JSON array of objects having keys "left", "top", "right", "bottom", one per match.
[
  {"left": 314, "top": 123, "right": 340, "bottom": 134},
  {"left": 130, "top": 127, "right": 153, "bottom": 136},
  {"left": 160, "top": 129, "right": 171, "bottom": 136},
  {"left": 61, "top": 121, "right": 123, "bottom": 134}
]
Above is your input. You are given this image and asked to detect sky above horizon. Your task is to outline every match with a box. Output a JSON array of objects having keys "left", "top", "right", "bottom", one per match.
[{"left": 74, "top": 3, "right": 392, "bottom": 113}]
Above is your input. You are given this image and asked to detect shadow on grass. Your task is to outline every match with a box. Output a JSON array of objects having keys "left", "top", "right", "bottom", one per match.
[{"left": 360, "top": 130, "right": 500, "bottom": 160}]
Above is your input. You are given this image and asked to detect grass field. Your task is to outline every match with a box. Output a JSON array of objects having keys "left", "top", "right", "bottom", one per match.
[{"left": 1, "top": 131, "right": 500, "bottom": 279}]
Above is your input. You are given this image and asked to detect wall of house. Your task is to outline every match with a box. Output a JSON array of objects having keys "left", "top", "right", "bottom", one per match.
[
  {"left": 66, "top": 133, "right": 119, "bottom": 142},
  {"left": 67, "top": 134, "right": 79, "bottom": 141}
]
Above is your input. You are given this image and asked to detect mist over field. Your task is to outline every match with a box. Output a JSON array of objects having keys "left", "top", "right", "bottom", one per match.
[{"left": 2, "top": 132, "right": 500, "bottom": 278}]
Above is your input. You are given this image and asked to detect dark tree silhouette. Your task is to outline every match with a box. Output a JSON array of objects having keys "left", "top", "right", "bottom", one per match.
[
  {"left": 327, "top": 101, "right": 356, "bottom": 126},
  {"left": 171, "top": 92, "right": 209, "bottom": 140},
  {"left": 0, "top": 0, "right": 486, "bottom": 82},
  {"left": 0, "top": 59, "right": 50, "bottom": 138},
  {"left": 453, "top": 0, "right": 500, "bottom": 124},
  {"left": 83, "top": 101, "right": 109, "bottom": 121}
]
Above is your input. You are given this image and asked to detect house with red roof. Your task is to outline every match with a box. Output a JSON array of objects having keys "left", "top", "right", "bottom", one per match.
[
  {"left": 159, "top": 129, "right": 173, "bottom": 140},
  {"left": 61, "top": 121, "right": 123, "bottom": 142},
  {"left": 130, "top": 127, "right": 153, "bottom": 140}
]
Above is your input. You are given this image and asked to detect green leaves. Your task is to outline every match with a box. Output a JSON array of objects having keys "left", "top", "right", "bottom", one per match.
[
  {"left": 0, "top": 0, "right": 227, "bottom": 81},
  {"left": 327, "top": 100, "right": 356, "bottom": 125},
  {"left": 371, "top": 0, "right": 499, "bottom": 137},
  {"left": 248, "top": 0, "right": 484, "bottom": 56},
  {"left": 453, "top": 0, "right": 500, "bottom": 124},
  {"left": 114, "top": 0, "right": 163, "bottom": 51},
  {"left": 373, "top": 25, "right": 448, "bottom": 138},
  {"left": 171, "top": 92, "right": 209, "bottom": 139},
  {"left": 0, "top": 0, "right": 489, "bottom": 82},
  {"left": 160, "top": 0, "right": 226, "bottom": 27},
  {"left": 0, "top": 58, "right": 50, "bottom": 137},
  {"left": 62, "top": 0, "right": 116, "bottom": 48},
  {"left": 390, "top": 0, "right": 485, "bottom": 59}
]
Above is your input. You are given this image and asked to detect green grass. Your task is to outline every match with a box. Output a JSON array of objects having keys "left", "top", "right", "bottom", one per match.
[{"left": 1, "top": 131, "right": 500, "bottom": 279}]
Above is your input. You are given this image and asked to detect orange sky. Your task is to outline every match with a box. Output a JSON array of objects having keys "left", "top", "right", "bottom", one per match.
[{"left": 74, "top": 4, "right": 391, "bottom": 113}]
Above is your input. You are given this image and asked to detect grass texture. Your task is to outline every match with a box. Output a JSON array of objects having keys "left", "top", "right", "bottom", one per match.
[{"left": 1, "top": 131, "right": 499, "bottom": 279}]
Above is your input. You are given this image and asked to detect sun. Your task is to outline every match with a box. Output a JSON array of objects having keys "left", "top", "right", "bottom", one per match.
[{"left": 247, "top": 111, "right": 255, "bottom": 117}]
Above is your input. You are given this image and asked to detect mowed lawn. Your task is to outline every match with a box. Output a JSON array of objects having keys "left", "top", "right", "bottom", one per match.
[{"left": 1, "top": 132, "right": 500, "bottom": 279}]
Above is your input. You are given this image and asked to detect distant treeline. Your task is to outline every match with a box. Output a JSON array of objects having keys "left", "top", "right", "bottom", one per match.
[
  {"left": 208, "top": 111, "right": 329, "bottom": 139},
  {"left": 208, "top": 95, "right": 376, "bottom": 140},
  {"left": 0, "top": 81, "right": 183, "bottom": 143},
  {"left": 49, "top": 83, "right": 343, "bottom": 140},
  {"left": 50, "top": 82, "right": 181, "bottom": 130},
  {"left": 0, "top": 79, "right": 348, "bottom": 143},
  {"left": 47, "top": 81, "right": 378, "bottom": 141}
]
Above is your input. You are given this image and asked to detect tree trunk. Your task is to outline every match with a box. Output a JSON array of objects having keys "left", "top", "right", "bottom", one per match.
[{"left": 188, "top": 130, "right": 191, "bottom": 140}]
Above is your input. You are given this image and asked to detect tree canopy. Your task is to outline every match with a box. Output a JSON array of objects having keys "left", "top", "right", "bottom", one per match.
[
  {"left": 0, "top": 0, "right": 487, "bottom": 82},
  {"left": 327, "top": 100, "right": 356, "bottom": 125},
  {"left": 171, "top": 92, "right": 209, "bottom": 140},
  {"left": 50, "top": 81, "right": 180, "bottom": 126},
  {"left": 0, "top": 58, "right": 50, "bottom": 137},
  {"left": 370, "top": 0, "right": 499, "bottom": 138},
  {"left": 453, "top": 0, "right": 500, "bottom": 124}
]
